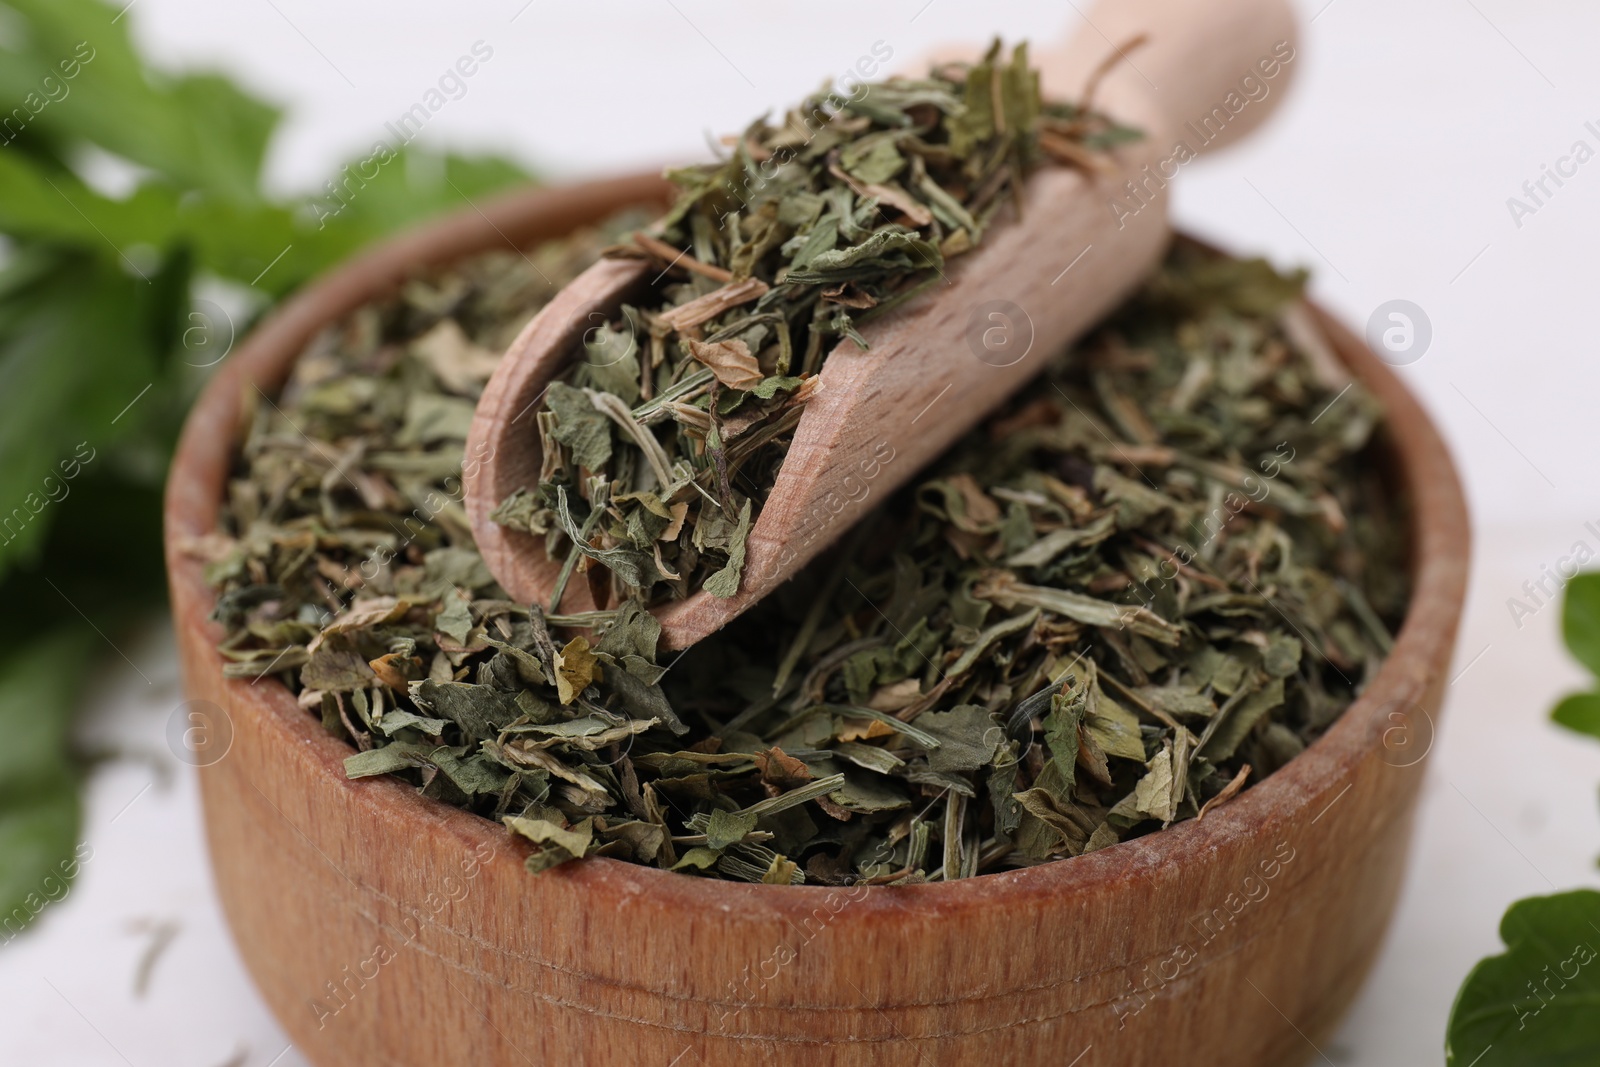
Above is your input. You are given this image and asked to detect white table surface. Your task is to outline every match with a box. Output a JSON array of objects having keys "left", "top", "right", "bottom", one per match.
[{"left": 7, "top": 1, "right": 1600, "bottom": 1064}]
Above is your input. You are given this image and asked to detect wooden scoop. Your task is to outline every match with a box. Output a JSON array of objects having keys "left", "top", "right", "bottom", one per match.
[{"left": 466, "top": 0, "right": 1298, "bottom": 649}]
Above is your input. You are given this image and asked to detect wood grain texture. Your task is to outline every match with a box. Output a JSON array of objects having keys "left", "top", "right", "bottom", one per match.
[
  {"left": 166, "top": 175, "right": 1470, "bottom": 1067},
  {"left": 465, "top": 0, "right": 1300, "bottom": 649}
]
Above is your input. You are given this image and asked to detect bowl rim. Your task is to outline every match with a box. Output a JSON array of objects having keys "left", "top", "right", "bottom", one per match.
[{"left": 165, "top": 172, "right": 1470, "bottom": 916}]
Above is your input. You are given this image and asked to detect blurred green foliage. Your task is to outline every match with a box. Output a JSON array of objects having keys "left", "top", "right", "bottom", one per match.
[{"left": 0, "top": 0, "right": 533, "bottom": 936}]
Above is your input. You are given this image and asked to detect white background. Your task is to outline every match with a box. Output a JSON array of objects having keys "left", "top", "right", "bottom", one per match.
[{"left": 5, "top": 1, "right": 1600, "bottom": 1064}]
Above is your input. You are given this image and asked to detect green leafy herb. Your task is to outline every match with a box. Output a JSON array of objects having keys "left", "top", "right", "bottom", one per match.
[
  {"left": 0, "top": 0, "right": 537, "bottom": 938},
  {"left": 1446, "top": 891, "right": 1600, "bottom": 1066},
  {"left": 1560, "top": 573, "right": 1600, "bottom": 705},
  {"left": 1448, "top": 574, "right": 1600, "bottom": 1063},
  {"left": 0, "top": 633, "right": 89, "bottom": 940}
]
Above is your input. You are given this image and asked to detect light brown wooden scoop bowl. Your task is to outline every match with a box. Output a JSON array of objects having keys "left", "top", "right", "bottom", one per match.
[{"left": 467, "top": 0, "right": 1299, "bottom": 647}]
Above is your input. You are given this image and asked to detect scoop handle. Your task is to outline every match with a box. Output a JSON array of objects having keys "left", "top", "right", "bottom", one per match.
[{"left": 1038, "top": 0, "right": 1299, "bottom": 154}]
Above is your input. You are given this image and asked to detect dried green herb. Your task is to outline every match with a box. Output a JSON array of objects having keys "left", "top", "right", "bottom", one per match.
[
  {"left": 205, "top": 223, "right": 1407, "bottom": 885},
  {"left": 492, "top": 41, "right": 1141, "bottom": 610}
]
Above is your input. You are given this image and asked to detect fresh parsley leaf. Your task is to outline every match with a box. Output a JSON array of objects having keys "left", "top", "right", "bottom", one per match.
[
  {"left": 0, "top": 248, "right": 167, "bottom": 576},
  {"left": 0, "top": 633, "right": 91, "bottom": 937},
  {"left": 0, "top": 0, "right": 535, "bottom": 943},
  {"left": 1446, "top": 891, "right": 1600, "bottom": 1066},
  {"left": 1562, "top": 573, "right": 1600, "bottom": 680},
  {"left": 1552, "top": 692, "right": 1600, "bottom": 743},
  {"left": 1448, "top": 574, "right": 1600, "bottom": 1063},
  {"left": 0, "top": 0, "right": 278, "bottom": 201}
]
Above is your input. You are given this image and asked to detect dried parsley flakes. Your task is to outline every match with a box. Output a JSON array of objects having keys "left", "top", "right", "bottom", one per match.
[{"left": 202, "top": 223, "right": 1407, "bottom": 885}]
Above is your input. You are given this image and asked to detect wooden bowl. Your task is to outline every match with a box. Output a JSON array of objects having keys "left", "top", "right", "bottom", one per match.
[{"left": 164, "top": 174, "right": 1469, "bottom": 1067}]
